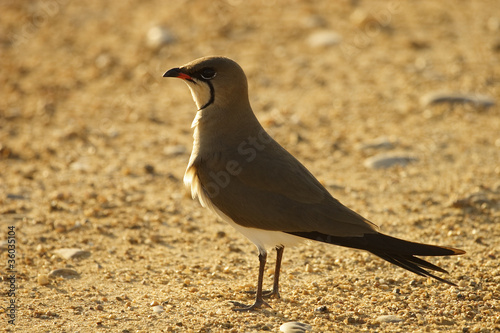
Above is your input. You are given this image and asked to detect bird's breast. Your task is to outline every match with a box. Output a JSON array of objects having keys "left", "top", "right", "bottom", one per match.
[{"left": 184, "top": 159, "right": 304, "bottom": 252}]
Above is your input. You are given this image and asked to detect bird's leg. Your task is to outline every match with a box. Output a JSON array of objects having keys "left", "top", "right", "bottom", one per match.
[
  {"left": 263, "top": 246, "right": 284, "bottom": 299},
  {"left": 231, "top": 251, "right": 271, "bottom": 311}
]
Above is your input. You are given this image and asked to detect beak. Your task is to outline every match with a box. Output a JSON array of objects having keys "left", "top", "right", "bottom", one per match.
[{"left": 163, "top": 67, "right": 193, "bottom": 80}]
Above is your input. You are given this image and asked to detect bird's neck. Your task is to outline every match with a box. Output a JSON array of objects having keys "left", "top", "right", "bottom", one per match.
[{"left": 191, "top": 104, "right": 262, "bottom": 153}]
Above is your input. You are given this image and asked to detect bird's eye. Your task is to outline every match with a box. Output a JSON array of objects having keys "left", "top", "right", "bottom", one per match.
[{"left": 200, "top": 68, "right": 216, "bottom": 80}]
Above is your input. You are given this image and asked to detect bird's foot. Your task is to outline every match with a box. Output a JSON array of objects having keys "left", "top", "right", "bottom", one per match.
[
  {"left": 230, "top": 299, "right": 271, "bottom": 312},
  {"left": 262, "top": 289, "right": 280, "bottom": 299},
  {"left": 244, "top": 289, "right": 280, "bottom": 299}
]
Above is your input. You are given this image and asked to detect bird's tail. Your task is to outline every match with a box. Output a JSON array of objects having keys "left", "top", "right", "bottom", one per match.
[{"left": 289, "top": 231, "right": 465, "bottom": 286}]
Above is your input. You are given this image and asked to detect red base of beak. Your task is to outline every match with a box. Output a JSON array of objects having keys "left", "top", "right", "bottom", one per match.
[{"left": 163, "top": 68, "right": 193, "bottom": 80}]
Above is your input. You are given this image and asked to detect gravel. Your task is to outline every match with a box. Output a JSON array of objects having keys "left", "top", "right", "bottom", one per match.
[{"left": 2, "top": 0, "right": 499, "bottom": 332}]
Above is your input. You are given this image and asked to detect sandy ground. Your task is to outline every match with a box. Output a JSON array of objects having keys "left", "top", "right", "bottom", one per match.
[{"left": 1, "top": 0, "right": 500, "bottom": 332}]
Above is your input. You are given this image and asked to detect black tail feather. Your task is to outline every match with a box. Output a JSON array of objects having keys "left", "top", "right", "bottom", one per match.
[
  {"left": 371, "top": 251, "right": 456, "bottom": 286},
  {"left": 402, "top": 254, "right": 448, "bottom": 274},
  {"left": 288, "top": 231, "right": 465, "bottom": 285}
]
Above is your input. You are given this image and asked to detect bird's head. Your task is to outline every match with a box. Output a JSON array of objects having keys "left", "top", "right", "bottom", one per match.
[{"left": 163, "top": 56, "right": 250, "bottom": 111}]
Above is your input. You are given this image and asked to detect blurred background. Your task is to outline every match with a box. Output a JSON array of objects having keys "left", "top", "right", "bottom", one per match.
[
  {"left": 2, "top": 0, "right": 498, "bottom": 208},
  {"left": 1, "top": 0, "right": 499, "bottom": 331},
  {"left": 2, "top": 0, "right": 499, "bottom": 163}
]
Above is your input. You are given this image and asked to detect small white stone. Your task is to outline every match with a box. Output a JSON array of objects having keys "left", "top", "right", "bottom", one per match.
[
  {"left": 307, "top": 30, "right": 342, "bottom": 48},
  {"left": 95, "top": 54, "right": 113, "bottom": 69},
  {"left": 357, "top": 137, "right": 396, "bottom": 151},
  {"left": 69, "top": 159, "right": 91, "bottom": 172},
  {"left": 54, "top": 248, "right": 91, "bottom": 260},
  {"left": 364, "top": 153, "right": 417, "bottom": 169},
  {"left": 48, "top": 268, "right": 80, "bottom": 278},
  {"left": 38, "top": 274, "right": 50, "bottom": 286},
  {"left": 152, "top": 305, "right": 164, "bottom": 313},
  {"left": 147, "top": 26, "right": 175, "bottom": 48},
  {"left": 280, "top": 321, "right": 312, "bottom": 333}
]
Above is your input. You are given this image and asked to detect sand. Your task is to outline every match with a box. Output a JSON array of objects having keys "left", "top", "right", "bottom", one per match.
[{"left": 1, "top": 0, "right": 499, "bottom": 332}]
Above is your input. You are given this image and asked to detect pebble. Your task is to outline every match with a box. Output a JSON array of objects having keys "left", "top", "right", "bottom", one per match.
[
  {"left": 357, "top": 137, "right": 396, "bottom": 151},
  {"left": 48, "top": 268, "right": 80, "bottom": 278},
  {"left": 54, "top": 248, "right": 91, "bottom": 260},
  {"left": 280, "top": 322, "right": 312, "bottom": 333},
  {"left": 376, "top": 315, "right": 404, "bottom": 323},
  {"left": 38, "top": 274, "right": 50, "bottom": 286},
  {"left": 315, "top": 305, "right": 328, "bottom": 313},
  {"left": 70, "top": 160, "right": 91, "bottom": 172},
  {"left": 420, "top": 91, "right": 495, "bottom": 108},
  {"left": 364, "top": 153, "right": 418, "bottom": 169},
  {"left": 146, "top": 26, "right": 175, "bottom": 48},
  {"left": 307, "top": 30, "right": 342, "bottom": 48},
  {"left": 152, "top": 305, "right": 164, "bottom": 313},
  {"left": 144, "top": 164, "right": 155, "bottom": 174},
  {"left": 6, "top": 193, "right": 26, "bottom": 200},
  {"left": 95, "top": 53, "right": 113, "bottom": 69}
]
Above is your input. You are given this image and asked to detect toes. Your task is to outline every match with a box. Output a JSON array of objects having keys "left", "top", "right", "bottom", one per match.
[
  {"left": 262, "top": 290, "right": 280, "bottom": 299},
  {"left": 230, "top": 299, "right": 271, "bottom": 311}
]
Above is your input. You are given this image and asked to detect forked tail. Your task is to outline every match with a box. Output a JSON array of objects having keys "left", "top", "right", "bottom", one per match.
[{"left": 289, "top": 231, "right": 465, "bottom": 286}]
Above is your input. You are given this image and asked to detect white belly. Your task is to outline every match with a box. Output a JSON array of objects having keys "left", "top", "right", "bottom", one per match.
[{"left": 220, "top": 212, "right": 305, "bottom": 253}]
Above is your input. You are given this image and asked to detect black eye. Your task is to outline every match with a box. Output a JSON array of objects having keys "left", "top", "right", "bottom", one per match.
[{"left": 200, "top": 68, "right": 216, "bottom": 80}]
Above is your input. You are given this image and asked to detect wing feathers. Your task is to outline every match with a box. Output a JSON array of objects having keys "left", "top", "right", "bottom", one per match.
[{"left": 194, "top": 142, "right": 379, "bottom": 236}]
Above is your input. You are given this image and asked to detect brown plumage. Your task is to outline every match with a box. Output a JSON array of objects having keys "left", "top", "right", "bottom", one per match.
[{"left": 163, "top": 56, "right": 465, "bottom": 311}]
